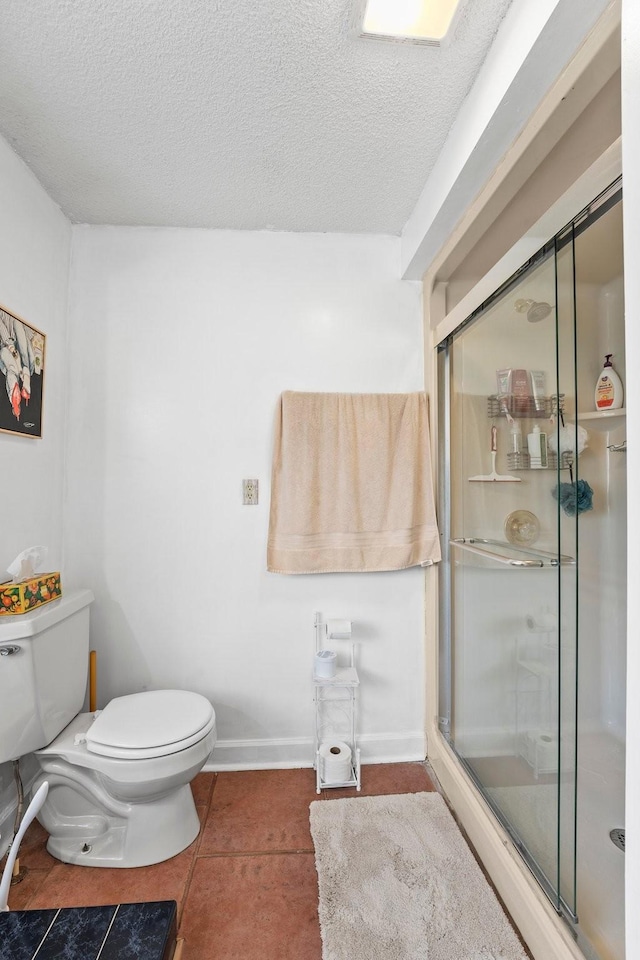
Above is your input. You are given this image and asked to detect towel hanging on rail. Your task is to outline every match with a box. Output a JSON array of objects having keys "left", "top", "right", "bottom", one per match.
[{"left": 267, "top": 391, "right": 441, "bottom": 574}]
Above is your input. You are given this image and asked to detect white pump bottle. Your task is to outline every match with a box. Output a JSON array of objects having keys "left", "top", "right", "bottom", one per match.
[{"left": 594, "top": 355, "right": 623, "bottom": 411}]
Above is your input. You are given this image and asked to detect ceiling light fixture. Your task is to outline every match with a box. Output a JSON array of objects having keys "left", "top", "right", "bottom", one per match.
[{"left": 361, "top": 0, "right": 464, "bottom": 46}]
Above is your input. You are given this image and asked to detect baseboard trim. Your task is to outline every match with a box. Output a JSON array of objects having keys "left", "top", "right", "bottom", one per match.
[{"left": 204, "top": 731, "right": 426, "bottom": 772}]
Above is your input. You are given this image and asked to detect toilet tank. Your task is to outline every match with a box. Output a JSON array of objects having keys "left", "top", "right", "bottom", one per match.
[{"left": 0, "top": 589, "right": 94, "bottom": 763}]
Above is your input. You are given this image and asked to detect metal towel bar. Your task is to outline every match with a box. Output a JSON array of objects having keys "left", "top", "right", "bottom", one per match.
[{"left": 450, "top": 538, "right": 575, "bottom": 567}]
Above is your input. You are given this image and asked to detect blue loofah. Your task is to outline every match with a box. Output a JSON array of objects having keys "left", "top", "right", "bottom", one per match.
[{"left": 552, "top": 479, "right": 594, "bottom": 517}]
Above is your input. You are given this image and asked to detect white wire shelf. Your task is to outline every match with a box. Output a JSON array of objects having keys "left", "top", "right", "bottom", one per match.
[{"left": 312, "top": 666, "right": 359, "bottom": 687}]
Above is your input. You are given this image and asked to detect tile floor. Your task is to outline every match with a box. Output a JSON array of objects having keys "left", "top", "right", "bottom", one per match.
[{"left": 3, "top": 762, "right": 437, "bottom": 959}]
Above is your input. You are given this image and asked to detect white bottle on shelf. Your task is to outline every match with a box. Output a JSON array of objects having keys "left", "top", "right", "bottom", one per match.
[
  {"left": 594, "top": 354, "right": 623, "bottom": 411},
  {"left": 527, "top": 425, "right": 548, "bottom": 469},
  {"left": 509, "top": 419, "right": 523, "bottom": 455}
]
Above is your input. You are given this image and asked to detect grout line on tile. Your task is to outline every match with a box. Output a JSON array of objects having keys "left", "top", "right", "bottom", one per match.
[
  {"left": 94, "top": 905, "right": 120, "bottom": 960},
  {"left": 22, "top": 869, "right": 53, "bottom": 912},
  {"left": 203, "top": 774, "right": 217, "bottom": 807},
  {"left": 177, "top": 850, "right": 200, "bottom": 926},
  {"left": 31, "top": 908, "right": 61, "bottom": 959},
  {"left": 177, "top": 776, "right": 218, "bottom": 925},
  {"left": 195, "top": 848, "right": 316, "bottom": 860}
]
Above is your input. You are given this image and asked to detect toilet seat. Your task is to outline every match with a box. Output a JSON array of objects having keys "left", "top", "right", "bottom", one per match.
[{"left": 86, "top": 690, "right": 215, "bottom": 760}]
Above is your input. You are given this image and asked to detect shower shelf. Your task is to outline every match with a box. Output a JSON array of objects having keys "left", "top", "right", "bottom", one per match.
[
  {"left": 578, "top": 409, "right": 626, "bottom": 431},
  {"left": 487, "top": 394, "right": 565, "bottom": 419}
]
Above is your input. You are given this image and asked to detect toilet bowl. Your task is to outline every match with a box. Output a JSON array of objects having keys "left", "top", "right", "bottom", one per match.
[
  {"left": 0, "top": 590, "right": 216, "bottom": 868},
  {"left": 34, "top": 689, "right": 216, "bottom": 867}
]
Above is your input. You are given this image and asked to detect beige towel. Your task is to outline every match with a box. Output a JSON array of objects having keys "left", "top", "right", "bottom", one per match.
[{"left": 267, "top": 391, "right": 441, "bottom": 574}]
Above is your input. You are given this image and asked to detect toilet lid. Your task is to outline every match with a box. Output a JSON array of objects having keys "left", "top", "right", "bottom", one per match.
[{"left": 86, "top": 690, "right": 215, "bottom": 758}]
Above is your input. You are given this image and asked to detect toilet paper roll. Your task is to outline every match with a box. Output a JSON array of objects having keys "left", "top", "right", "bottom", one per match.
[
  {"left": 319, "top": 741, "right": 352, "bottom": 784},
  {"left": 325, "top": 619, "right": 352, "bottom": 640},
  {"left": 314, "top": 649, "right": 337, "bottom": 679}
]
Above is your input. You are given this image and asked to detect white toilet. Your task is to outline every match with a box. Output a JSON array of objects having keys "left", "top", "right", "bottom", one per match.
[{"left": 0, "top": 589, "right": 216, "bottom": 868}]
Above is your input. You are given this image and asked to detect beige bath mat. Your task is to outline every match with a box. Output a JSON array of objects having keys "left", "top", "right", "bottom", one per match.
[{"left": 310, "top": 791, "right": 528, "bottom": 960}]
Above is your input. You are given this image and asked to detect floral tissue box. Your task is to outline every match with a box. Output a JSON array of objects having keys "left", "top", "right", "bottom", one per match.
[{"left": 0, "top": 573, "right": 62, "bottom": 616}]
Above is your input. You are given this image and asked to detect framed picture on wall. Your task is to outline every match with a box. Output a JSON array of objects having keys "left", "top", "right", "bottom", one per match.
[{"left": 0, "top": 303, "right": 45, "bottom": 439}]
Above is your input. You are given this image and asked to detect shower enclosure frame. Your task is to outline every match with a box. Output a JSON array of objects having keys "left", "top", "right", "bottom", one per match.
[
  {"left": 435, "top": 228, "right": 580, "bottom": 924},
  {"left": 423, "top": 154, "right": 625, "bottom": 960},
  {"left": 438, "top": 178, "right": 624, "bottom": 956}
]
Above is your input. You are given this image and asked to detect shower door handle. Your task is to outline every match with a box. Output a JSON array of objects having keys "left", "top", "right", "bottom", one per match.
[
  {"left": 449, "top": 539, "right": 544, "bottom": 567},
  {"left": 450, "top": 538, "right": 575, "bottom": 566}
]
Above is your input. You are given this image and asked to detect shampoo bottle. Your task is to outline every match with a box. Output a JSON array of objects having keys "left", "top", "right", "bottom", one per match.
[
  {"left": 527, "top": 425, "right": 548, "bottom": 469},
  {"left": 595, "top": 355, "right": 623, "bottom": 410}
]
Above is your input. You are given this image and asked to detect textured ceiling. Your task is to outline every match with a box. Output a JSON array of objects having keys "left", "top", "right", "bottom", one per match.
[{"left": 0, "top": 0, "right": 514, "bottom": 234}]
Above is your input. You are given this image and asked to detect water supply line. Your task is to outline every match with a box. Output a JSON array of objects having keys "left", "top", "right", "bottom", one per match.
[
  {"left": 0, "top": 783, "right": 49, "bottom": 911},
  {"left": 4, "top": 652, "right": 97, "bottom": 891},
  {"left": 10, "top": 760, "right": 24, "bottom": 884},
  {"left": 89, "top": 649, "right": 97, "bottom": 712}
]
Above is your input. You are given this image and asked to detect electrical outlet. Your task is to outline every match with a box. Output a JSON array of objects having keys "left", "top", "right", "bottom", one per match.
[{"left": 243, "top": 479, "right": 259, "bottom": 505}]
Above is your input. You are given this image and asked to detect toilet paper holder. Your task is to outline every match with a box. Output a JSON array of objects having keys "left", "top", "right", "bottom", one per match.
[
  {"left": 312, "top": 612, "right": 361, "bottom": 794},
  {"left": 314, "top": 612, "right": 352, "bottom": 648},
  {"left": 313, "top": 612, "right": 355, "bottom": 676},
  {"left": 325, "top": 618, "right": 352, "bottom": 641}
]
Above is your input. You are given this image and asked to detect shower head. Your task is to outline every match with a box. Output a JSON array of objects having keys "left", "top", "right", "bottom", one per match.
[{"left": 515, "top": 299, "right": 553, "bottom": 323}]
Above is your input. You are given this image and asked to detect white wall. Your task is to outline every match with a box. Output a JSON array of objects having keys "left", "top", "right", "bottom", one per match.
[
  {"left": 0, "top": 138, "right": 71, "bottom": 566},
  {"left": 0, "top": 135, "right": 71, "bottom": 853},
  {"left": 64, "top": 227, "right": 426, "bottom": 768},
  {"left": 622, "top": 1, "right": 640, "bottom": 955}
]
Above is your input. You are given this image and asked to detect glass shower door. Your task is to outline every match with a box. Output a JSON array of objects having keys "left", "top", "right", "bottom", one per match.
[{"left": 439, "top": 248, "right": 578, "bottom": 917}]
